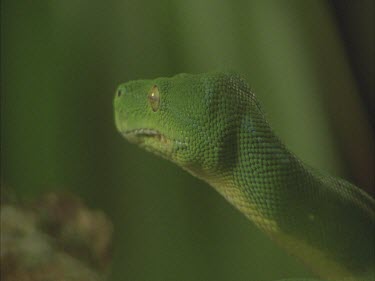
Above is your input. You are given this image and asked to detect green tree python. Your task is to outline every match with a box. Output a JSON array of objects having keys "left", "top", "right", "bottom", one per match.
[{"left": 114, "top": 72, "right": 374, "bottom": 281}]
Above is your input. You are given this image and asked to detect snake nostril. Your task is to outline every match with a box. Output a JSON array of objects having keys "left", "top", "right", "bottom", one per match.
[{"left": 117, "top": 89, "right": 122, "bottom": 97}]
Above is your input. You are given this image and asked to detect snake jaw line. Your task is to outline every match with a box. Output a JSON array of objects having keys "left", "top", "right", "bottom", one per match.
[{"left": 122, "top": 128, "right": 162, "bottom": 144}]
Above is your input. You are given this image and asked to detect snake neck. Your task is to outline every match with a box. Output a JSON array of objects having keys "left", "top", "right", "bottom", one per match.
[
  {"left": 206, "top": 117, "right": 309, "bottom": 232},
  {"left": 191, "top": 115, "right": 375, "bottom": 281}
]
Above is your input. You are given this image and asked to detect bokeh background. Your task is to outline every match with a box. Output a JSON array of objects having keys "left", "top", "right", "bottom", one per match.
[{"left": 2, "top": 1, "right": 374, "bottom": 280}]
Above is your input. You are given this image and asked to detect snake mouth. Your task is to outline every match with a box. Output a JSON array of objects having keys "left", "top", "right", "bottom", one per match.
[
  {"left": 121, "top": 128, "right": 166, "bottom": 144},
  {"left": 121, "top": 128, "right": 188, "bottom": 160}
]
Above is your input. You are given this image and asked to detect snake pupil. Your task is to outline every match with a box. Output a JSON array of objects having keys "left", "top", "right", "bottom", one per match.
[{"left": 148, "top": 85, "right": 160, "bottom": 112}]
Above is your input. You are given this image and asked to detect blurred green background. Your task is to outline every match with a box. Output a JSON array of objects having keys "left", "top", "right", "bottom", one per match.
[{"left": 1, "top": 1, "right": 374, "bottom": 280}]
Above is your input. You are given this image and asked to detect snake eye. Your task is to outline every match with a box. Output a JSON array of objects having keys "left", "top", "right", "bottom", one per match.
[{"left": 148, "top": 85, "right": 160, "bottom": 112}]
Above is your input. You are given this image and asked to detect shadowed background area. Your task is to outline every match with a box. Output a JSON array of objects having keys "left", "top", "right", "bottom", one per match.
[{"left": 1, "top": 1, "right": 374, "bottom": 280}]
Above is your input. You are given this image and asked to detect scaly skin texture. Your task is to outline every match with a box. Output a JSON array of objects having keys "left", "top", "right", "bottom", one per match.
[{"left": 114, "top": 72, "right": 375, "bottom": 281}]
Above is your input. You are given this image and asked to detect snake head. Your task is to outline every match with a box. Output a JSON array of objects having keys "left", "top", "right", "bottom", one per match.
[{"left": 114, "top": 72, "right": 260, "bottom": 177}]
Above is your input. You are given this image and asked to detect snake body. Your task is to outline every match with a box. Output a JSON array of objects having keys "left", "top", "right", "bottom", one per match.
[{"left": 114, "top": 72, "right": 375, "bottom": 281}]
